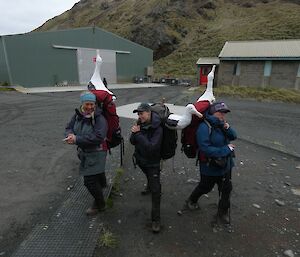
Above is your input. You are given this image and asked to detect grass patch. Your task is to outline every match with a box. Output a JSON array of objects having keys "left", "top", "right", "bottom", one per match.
[
  {"left": 0, "top": 82, "right": 14, "bottom": 91},
  {"left": 211, "top": 86, "right": 300, "bottom": 104},
  {"left": 0, "top": 87, "right": 14, "bottom": 91},
  {"left": 111, "top": 167, "right": 124, "bottom": 194},
  {"left": 105, "top": 197, "right": 114, "bottom": 209},
  {"left": 98, "top": 228, "right": 119, "bottom": 248},
  {"left": 106, "top": 167, "right": 125, "bottom": 208}
]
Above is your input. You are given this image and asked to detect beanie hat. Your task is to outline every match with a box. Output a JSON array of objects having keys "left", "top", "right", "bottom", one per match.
[{"left": 80, "top": 91, "right": 96, "bottom": 103}]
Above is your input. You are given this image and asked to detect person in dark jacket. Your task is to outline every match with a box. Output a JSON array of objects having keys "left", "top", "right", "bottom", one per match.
[
  {"left": 65, "top": 91, "right": 108, "bottom": 216},
  {"left": 130, "top": 103, "right": 163, "bottom": 233},
  {"left": 184, "top": 101, "right": 237, "bottom": 224}
]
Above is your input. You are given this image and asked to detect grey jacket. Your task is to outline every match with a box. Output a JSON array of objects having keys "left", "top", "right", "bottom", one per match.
[{"left": 65, "top": 107, "right": 108, "bottom": 176}]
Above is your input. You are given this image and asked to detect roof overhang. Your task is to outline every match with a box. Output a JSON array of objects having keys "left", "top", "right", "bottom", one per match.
[
  {"left": 220, "top": 57, "right": 300, "bottom": 61},
  {"left": 196, "top": 57, "right": 220, "bottom": 65},
  {"left": 219, "top": 40, "right": 300, "bottom": 59}
]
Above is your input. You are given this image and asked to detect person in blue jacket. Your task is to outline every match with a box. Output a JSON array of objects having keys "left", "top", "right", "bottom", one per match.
[
  {"left": 184, "top": 101, "right": 237, "bottom": 223},
  {"left": 130, "top": 103, "right": 163, "bottom": 233},
  {"left": 64, "top": 91, "right": 108, "bottom": 216}
]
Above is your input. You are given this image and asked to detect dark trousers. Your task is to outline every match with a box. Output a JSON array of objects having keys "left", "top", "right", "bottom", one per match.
[
  {"left": 83, "top": 173, "right": 107, "bottom": 209},
  {"left": 141, "top": 166, "right": 161, "bottom": 222},
  {"left": 189, "top": 171, "right": 232, "bottom": 212}
]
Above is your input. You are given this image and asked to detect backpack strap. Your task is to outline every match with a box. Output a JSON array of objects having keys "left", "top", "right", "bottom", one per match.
[
  {"left": 203, "top": 119, "right": 212, "bottom": 136},
  {"left": 197, "top": 119, "right": 212, "bottom": 164}
]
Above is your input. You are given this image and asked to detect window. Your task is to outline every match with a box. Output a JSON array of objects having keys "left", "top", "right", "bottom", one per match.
[
  {"left": 264, "top": 61, "right": 272, "bottom": 77},
  {"left": 233, "top": 62, "right": 241, "bottom": 76}
]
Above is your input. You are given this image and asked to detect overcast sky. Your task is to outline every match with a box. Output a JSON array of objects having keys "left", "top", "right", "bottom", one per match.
[{"left": 0, "top": 0, "right": 80, "bottom": 36}]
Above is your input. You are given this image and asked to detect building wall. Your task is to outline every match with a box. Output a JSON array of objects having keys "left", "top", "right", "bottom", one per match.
[
  {"left": 217, "top": 61, "right": 235, "bottom": 86},
  {"left": 1, "top": 27, "right": 153, "bottom": 87},
  {"left": 269, "top": 61, "right": 299, "bottom": 89},
  {"left": 239, "top": 61, "right": 264, "bottom": 87},
  {"left": 218, "top": 60, "right": 299, "bottom": 89},
  {"left": 3, "top": 33, "right": 78, "bottom": 87},
  {"left": 0, "top": 37, "right": 10, "bottom": 83}
]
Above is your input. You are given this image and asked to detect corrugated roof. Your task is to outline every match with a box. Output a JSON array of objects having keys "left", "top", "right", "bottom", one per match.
[
  {"left": 196, "top": 57, "right": 220, "bottom": 65},
  {"left": 219, "top": 40, "right": 300, "bottom": 59}
]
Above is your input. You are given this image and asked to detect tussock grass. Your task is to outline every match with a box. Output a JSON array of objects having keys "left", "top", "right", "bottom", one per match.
[
  {"left": 37, "top": 1, "right": 300, "bottom": 77},
  {"left": 212, "top": 86, "right": 300, "bottom": 103},
  {"left": 111, "top": 167, "right": 124, "bottom": 193},
  {"left": 106, "top": 167, "right": 125, "bottom": 208},
  {"left": 154, "top": 2, "right": 300, "bottom": 76},
  {"left": 98, "top": 228, "right": 118, "bottom": 248}
]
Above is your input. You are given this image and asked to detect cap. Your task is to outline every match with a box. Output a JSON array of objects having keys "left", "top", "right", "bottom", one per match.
[
  {"left": 133, "top": 103, "right": 151, "bottom": 113},
  {"left": 80, "top": 91, "right": 96, "bottom": 103},
  {"left": 209, "top": 101, "right": 230, "bottom": 114}
]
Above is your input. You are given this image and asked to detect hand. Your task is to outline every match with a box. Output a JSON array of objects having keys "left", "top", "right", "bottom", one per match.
[
  {"left": 228, "top": 143, "right": 235, "bottom": 151},
  {"left": 64, "top": 134, "right": 76, "bottom": 144},
  {"left": 131, "top": 125, "right": 140, "bottom": 133},
  {"left": 224, "top": 122, "right": 230, "bottom": 129}
]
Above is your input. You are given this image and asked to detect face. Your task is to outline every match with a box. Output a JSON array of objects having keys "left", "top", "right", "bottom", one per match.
[
  {"left": 82, "top": 101, "right": 96, "bottom": 114},
  {"left": 137, "top": 111, "right": 151, "bottom": 123},
  {"left": 213, "top": 111, "right": 226, "bottom": 122}
]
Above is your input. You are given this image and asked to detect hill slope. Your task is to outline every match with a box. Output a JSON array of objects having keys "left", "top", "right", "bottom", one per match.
[{"left": 37, "top": 0, "right": 300, "bottom": 76}]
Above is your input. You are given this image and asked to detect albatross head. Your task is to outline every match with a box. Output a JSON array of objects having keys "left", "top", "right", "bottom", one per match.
[{"left": 186, "top": 104, "right": 203, "bottom": 118}]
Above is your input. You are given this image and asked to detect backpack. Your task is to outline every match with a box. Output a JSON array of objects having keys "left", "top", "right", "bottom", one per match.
[
  {"left": 150, "top": 103, "right": 178, "bottom": 160},
  {"left": 181, "top": 100, "right": 211, "bottom": 158},
  {"left": 90, "top": 90, "right": 123, "bottom": 149}
]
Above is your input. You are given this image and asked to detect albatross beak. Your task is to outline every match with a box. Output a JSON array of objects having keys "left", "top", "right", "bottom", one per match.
[{"left": 195, "top": 111, "right": 203, "bottom": 118}]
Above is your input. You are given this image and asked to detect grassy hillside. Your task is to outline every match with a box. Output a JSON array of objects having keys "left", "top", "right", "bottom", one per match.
[{"left": 36, "top": 0, "right": 300, "bottom": 77}]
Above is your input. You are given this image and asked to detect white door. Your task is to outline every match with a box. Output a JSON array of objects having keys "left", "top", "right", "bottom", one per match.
[{"left": 77, "top": 48, "right": 117, "bottom": 85}]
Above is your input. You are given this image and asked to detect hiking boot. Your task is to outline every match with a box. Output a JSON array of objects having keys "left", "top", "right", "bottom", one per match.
[
  {"left": 217, "top": 210, "right": 230, "bottom": 224},
  {"left": 185, "top": 199, "right": 200, "bottom": 211},
  {"left": 141, "top": 186, "right": 150, "bottom": 196},
  {"left": 86, "top": 202, "right": 106, "bottom": 216},
  {"left": 86, "top": 207, "right": 99, "bottom": 216},
  {"left": 152, "top": 221, "right": 161, "bottom": 233}
]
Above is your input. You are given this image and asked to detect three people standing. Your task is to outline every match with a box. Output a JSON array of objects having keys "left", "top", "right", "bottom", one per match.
[{"left": 65, "top": 94, "right": 236, "bottom": 230}]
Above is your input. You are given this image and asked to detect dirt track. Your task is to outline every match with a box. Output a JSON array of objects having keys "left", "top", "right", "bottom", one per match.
[{"left": 0, "top": 87, "right": 299, "bottom": 256}]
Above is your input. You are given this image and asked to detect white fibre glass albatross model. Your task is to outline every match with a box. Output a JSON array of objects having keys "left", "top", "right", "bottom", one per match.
[
  {"left": 197, "top": 65, "right": 216, "bottom": 104},
  {"left": 88, "top": 50, "right": 114, "bottom": 96},
  {"left": 166, "top": 104, "right": 203, "bottom": 130}
]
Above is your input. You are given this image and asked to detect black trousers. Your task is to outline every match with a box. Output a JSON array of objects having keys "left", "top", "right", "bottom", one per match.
[
  {"left": 141, "top": 166, "right": 161, "bottom": 222},
  {"left": 189, "top": 171, "right": 232, "bottom": 212},
  {"left": 83, "top": 173, "right": 107, "bottom": 209}
]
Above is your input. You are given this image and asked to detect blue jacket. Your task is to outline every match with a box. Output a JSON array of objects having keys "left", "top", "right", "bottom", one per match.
[
  {"left": 196, "top": 114, "right": 237, "bottom": 176},
  {"left": 130, "top": 112, "right": 163, "bottom": 168}
]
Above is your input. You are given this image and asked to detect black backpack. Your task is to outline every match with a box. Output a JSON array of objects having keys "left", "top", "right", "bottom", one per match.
[{"left": 150, "top": 103, "right": 178, "bottom": 160}]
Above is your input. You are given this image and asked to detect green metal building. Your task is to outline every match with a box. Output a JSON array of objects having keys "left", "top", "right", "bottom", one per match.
[{"left": 0, "top": 27, "right": 153, "bottom": 87}]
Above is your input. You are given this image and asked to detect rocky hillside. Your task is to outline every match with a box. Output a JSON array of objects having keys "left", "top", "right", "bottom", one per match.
[{"left": 36, "top": 0, "right": 300, "bottom": 76}]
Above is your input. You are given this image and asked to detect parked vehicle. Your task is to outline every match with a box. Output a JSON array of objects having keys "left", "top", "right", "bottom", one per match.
[{"left": 178, "top": 79, "right": 192, "bottom": 87}]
